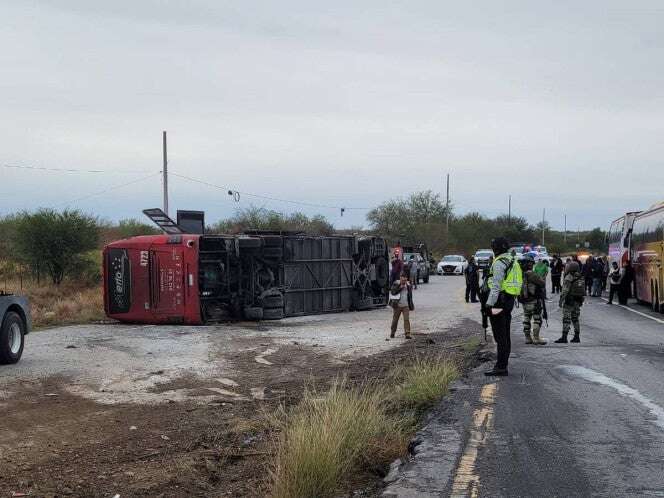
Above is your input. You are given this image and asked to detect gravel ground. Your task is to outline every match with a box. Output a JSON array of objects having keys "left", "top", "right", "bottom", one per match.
[{"left": 1, "top": 275, "right": 477, "bottom": 405}]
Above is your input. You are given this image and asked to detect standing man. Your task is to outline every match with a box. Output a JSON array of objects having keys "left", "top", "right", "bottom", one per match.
[
  {"left": 583, "top": 256, "right": 594, "bottom": 296},
  {"left": 408, "top": 255, "right": 419, "bottom": 289},
  {"left": 555, "top": 261, "right": 585, "bottom": 343},
  {"left": 482, "top": 237, "right": 523, "bottom": 376},
  {"left": 607, "top": 261, "right": 623, "bottom": 305},
  {"left": 550, "top": 255, "right": 564, "bottom": 294},
  {"left": 521, "top": 255, "right": 547, "bottom": 345},
  {"left": 390, "top": 255, "right": 403, "bottom": 285},
  {"left": 465, "top": 256, "right": 480, "bottom": 303},
  {"left": 389, "top": 272, "right": 414, "bottom": 339}
]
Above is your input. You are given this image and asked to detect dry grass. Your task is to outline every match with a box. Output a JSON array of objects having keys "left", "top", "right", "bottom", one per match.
[
  {"left": 393, "top": 356, "right": 459, "bottom": 411},
  {"left": 270, "top": 357, "right": 460, "bottom": 498},
  {"left": 2, "top": 279, "right": 104, "bottom": 329},
  {"left": 270, "top": 379, "right": 409, "bottom": 498},
  {"left": 395, "top": 356, "right": 459, "bottom": 411}
]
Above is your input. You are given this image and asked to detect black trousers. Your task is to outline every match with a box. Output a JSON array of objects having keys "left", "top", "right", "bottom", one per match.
[
  {"left": 608, "top": 284, "right": 619, "bottom": 304},
  {"left": 551, "top": 274, "right": 562, "bottom": 294},
  {"left": 488, "top": 295, "right": 515, "bottom": 370},
  {"left": 465, "top": 282, "right": 478, "bottom": 302}
]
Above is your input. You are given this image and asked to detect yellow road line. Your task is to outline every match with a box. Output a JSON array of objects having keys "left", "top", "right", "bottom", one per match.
[{"left": 450, "top": 383, "right": 497, "bottom": 497}]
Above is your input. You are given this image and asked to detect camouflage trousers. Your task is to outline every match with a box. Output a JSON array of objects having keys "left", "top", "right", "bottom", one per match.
[
  {"left": 562, "top": 301, "right": 581, "bottom": 335},
  {"left": 522, "top": 301, "right": 542, "bottom": 337}
]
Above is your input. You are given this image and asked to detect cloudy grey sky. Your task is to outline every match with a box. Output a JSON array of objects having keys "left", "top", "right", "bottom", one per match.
[{"left": 2, "top": 0, "right": 663, "bottom": 230}]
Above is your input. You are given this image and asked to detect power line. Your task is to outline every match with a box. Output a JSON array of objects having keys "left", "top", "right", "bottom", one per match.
[
  {"left": 55, "top": 172, "right": 162, "bottom": 207},
  {"left": 169, "top": 171, "right": 373, "bottom": 211},
  {"left": 1, "top": 163, "right": 152, "bottom": 174}
]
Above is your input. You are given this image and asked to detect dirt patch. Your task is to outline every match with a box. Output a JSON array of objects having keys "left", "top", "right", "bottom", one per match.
[{"left": 0, "top": 320, "right": 483, "bottom": 497}]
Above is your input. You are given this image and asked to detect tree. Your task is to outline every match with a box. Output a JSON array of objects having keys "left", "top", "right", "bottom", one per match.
[
  {"left": 366, "top": 190, "right": 451, "bottom": 246},
  {"left": 586, "top": 228, "right": 607, "bottom": 251},
  {"left": 13, "top": 209, "right": 99, "bottom": 285},
  {"left": 210, "top": 207, "right": 334, "bottom": 235}
]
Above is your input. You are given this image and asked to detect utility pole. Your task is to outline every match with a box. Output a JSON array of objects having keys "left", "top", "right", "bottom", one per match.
[
  {"left": 508, "top": 195, "right": 512, "bottom": 224},
  {"left": 162, "top": 130, "right": 169, "bottom": 216},
  {"left": 541, "top": 208, "right": 546, "bottom": 245},
  {"left": 445, "top": 173, "right": 450, "bottom": 239},
  {"left": 564, "top": 214, "right": 567, "bottom": 245}
]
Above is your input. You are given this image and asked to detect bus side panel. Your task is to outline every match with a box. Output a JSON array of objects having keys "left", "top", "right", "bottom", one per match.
[{"left": 281, "top": 236, "right": 354, "bottom": 316}]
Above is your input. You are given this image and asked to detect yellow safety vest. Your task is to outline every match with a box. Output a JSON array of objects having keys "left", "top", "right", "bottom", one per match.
[{"left": 487, "top": 254, "right": 523, "bottom": 296}]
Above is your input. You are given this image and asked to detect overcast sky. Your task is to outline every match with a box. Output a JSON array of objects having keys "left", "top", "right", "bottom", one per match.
[{"left": 2, "top": 0, "right": 663, "bottom": 230}]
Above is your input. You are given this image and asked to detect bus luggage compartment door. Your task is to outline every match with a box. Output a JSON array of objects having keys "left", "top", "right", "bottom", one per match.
[
  {"left": 150, "top": 247, "right": 186, "bottom": 322},
  {"left": 282, "top": 237, "right": 354, "bottom": 316}
]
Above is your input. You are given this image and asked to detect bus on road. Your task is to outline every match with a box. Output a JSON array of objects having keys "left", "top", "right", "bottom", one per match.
[
  {"left": 607, "top": 212, "right": 640, "bottom": 268},
  {"left": 631, "top": 203, "right": 664, "bottom": 312}
]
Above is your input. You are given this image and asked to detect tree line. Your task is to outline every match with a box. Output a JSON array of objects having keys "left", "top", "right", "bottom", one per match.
[{"left": 0, "top": 194, "right": 606, "bottom": 286}]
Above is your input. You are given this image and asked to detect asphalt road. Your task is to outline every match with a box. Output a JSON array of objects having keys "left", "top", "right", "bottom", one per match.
[{"left": 385, "top": 276, "right": 664, "bottom": 498}]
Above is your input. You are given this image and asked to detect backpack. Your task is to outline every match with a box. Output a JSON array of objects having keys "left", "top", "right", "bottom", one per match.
[{"left": 569, "top": 274, "right": 586, "bottom": 297}]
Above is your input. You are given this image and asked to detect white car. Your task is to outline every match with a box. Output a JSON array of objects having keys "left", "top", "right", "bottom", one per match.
[
  {"left": 533, "top": 245, "right": 552, "bottom": 264},
  {"left": 437, "top": 255, "right": 468, "bottom": 275}
]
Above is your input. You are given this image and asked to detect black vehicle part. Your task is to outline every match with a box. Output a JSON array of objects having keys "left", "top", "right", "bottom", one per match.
[
  {"left": 374, "top": 257, "right": 388, "bottom": 288},
  {"left": 238, "top": 237, "right": 262, "bottom": 249},
  {"left": 262, "top": 236, "right": 282, "bottom": 247},
  {"left": 263, "top": 294, "right": 284, "bottom": 309},
  {"left": 243, "top": 306, "right": 264, "bottom": 320},
  {"left": 0, "top": 311, "right": 25, "bottom": 365},
  {"left": 262, "top": 247, "right": 284, "bottom": 259},
  {"left": 263, "top": 307, "right": 284, "bottom": 320}
]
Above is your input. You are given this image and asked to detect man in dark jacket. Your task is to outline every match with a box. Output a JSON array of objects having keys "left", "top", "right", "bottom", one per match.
[
  {"left": 390, "top": 256, "right": 403, "bottom": 285},
  {"left": 550, "top": 256, "right": 564, "bottom": 294},
  {"left": 465, "top": 257, "right": 480, "bottom": 303},
  {"left": 583, "top": 256, "right": 595, "bottom": 296},
  {"left": 389, "top": 272, "right": 414, "bottom": 339}
]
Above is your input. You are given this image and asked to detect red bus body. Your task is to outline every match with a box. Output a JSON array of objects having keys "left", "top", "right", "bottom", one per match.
[
  {"left": 103, "top": 233, "right": 389, "bottom": 324},
  {"left": 104, "top": 234, "right": 204, "bottom": 324}
]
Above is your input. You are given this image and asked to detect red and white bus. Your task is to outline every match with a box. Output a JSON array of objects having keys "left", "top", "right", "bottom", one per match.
[
  {"left": 607, "top": 212, "right": 640, "bottom": 268},
  {"left": 631, "top": 203, "right": 664, "bottom": 312}
]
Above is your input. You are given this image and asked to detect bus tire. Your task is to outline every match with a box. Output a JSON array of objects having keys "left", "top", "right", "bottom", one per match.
[{"left": 0, "top": 312, "right": 25, "bottom": 365}]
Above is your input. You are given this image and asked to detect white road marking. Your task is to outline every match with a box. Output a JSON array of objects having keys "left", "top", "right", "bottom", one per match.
[
  {"left": 600, "top": 298, "right": 664, "bottom": 325},
  {"left": 559, "top": 365, "right": 664, "bottom": 430}
]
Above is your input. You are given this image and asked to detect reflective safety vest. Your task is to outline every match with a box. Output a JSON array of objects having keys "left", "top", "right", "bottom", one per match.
[{"left": 487, "top": 254, "right": 523, "bottom": 296}]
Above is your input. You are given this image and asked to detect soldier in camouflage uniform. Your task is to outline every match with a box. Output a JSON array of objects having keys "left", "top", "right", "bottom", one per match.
[
  {"left": 555, "top": 261, "right": 585, "bottom": 343},
  {"left": 520, "top": 254, "right": 547, "bottom": 345}
]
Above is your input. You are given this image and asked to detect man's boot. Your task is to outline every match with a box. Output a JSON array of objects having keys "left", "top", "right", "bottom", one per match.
[
  {"left": 554, "top": 333, "right": 568, "bottom": 343},
  {"left": 570, "top": 333, "right": 580, "bottom": 343},
  {"left": 532, "top": 330, "right": 547, "bottom": 345},
  {"left": 524, "top": 333, "right": 533, "bottom": 344}
]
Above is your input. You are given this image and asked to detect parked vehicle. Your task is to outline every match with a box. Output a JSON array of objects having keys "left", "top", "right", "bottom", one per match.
[
  {"left": 0, "top": 292, "right": 31, "bottom": 364},
  {"left": 104, "top": 223, "right": 390, "bottom": 324},
  {"left": 631, "top": 202, "right": 664, "bottom": 312},
  {"left": 437, "top": 255, "right": 468, "bottom": 275},
  {"left": 607, "top": 211, "right": 640, "bottom": 268},
  {"left": 531, "top": 245, "right": 552, "bottom": 263},
  {"left": 401, "top": 243, "right": 431, "bottom": 284},
  {"left": 509, "top": 245, "right": 526, "bottom": 260},
  {"left": 474, "top": 249, "right": 494, "bottom": 269}
]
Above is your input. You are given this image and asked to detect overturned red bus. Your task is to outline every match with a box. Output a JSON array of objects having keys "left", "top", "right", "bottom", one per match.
[{"left": 103, "top": 232, "right": 389, "bottom": 324}]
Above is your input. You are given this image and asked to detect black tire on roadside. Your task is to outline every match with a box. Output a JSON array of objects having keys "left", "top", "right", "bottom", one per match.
[
  {"left": 0, "top": 311, "right": 25, "bottom": 365},
  {"left": 262, "top": 307, "right": 284, "bottom": 320}
]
